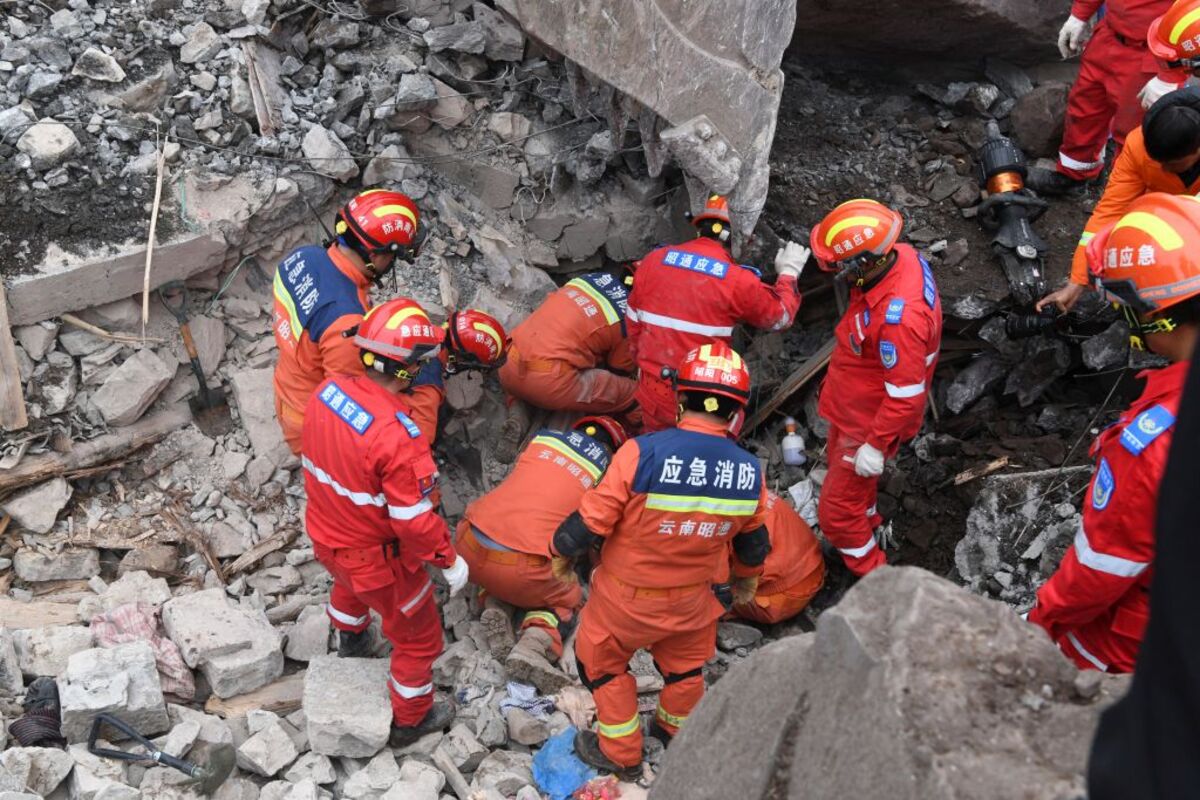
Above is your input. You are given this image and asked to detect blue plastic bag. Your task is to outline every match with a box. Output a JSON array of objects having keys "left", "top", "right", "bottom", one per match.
[{"left": 532, "top": 726, "right": 599, "bottom": 800}]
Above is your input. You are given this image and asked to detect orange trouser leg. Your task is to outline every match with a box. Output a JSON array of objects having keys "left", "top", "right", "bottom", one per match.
[
  {"left": 500, "top": 358, "right": 637, "bottom": 415},
  {"left": 575, "top": 602, "right": 642, "bottom": 768},
  {"left": 649, "top": 622, "right": 716, "bottom": 737},
  {"left": 818, "top": 427, "right": 887, "bottom": 577},
  {"left": 733, "top": 564, "right": 825, "bottom": 625},
  {"left": 455, "top": 521, "right": 582, "bottom": 655}
]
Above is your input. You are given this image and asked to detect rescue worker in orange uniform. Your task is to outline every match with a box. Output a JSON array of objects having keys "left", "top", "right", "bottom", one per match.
[
  {"left": 456, "top": 416, "right": 628, "bottom": 692},
  {"left": 1037, "top": 86, "right": 1200, "bottom": 313},
  {"left": 273, "top": 189, "right": 425, "bottom": 453},
  {"left": 498, "top": 271, "right": 637, "bottom": 417},
  {"left": 626, "top": 194, "right": 808, "bottom": 432},
  {"left": 301, "top": 297, "right": 469, "bottom": 746},
  {"left": 718, "top": 491, "right": 825, "bottom": 625},
  {"left": 810, "top": 199, "right": 943, "bottom": 577},
  {"left": 1026, "top": 0, "right": 1179, "bottom": 195},
  {"left": 1029, "top": 192, "right": 1198, "bottom": 673},
  {"left": 552, "top": 342, "right": 770, "bottom": 779}
]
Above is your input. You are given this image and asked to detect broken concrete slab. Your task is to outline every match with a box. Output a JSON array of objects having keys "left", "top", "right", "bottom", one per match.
[
  {"left": 229, "top": 368, "right": 296, "bottom": 469},
  {"left": 58, "top": 641, "right": 170, "bottom": 743},
  {"left": 302, "top": 124, "right": 359, "bottom": 181},
  {"left": 14, "top": 547, "right": 99, "bottom": 581},
  {"left": 16, "top": 118, "right": 79, "bottom": 169},
  {"left": 2, "top": 477, "right": 73, "bottom": 534},
  {"left": 283, "top": 604, "right": 330, "bottom": 662},
  {"left": 0, "top": 630, "right": 23, "bottom": 695},
  {"left": 236, "top": 719, "right": 299, "bottom": 777},
  {"left": 0, "top": 747, "right": 75, "bottom": 797},
  {"left": 12, "top": 322, "right": 58, "bottom": 361},
  {"left": 78, "top": 570, "right": 173, "bottom": 620},
  {"left": 72, "top": 47, "right": 127, "bottom": 83},
  {"left": 5, "top": 232, "right": 228, "bottom": 327},
  {"left": 11, "top": 625, "right": 94, "bottom": 677},
  {"left": 304, "top": 655, "right": 392, "bottom": 758},
  {"left": 90, "top": 348, "right": 175, "bottom": 427},
  {"left": 341, "top": 749, "right": 401, "bottom": 799},
  {"left": 161, "top": 588, "right": 284, "bottom": 699}
]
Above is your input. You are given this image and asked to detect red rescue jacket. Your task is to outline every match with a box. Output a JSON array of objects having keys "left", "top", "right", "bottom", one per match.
[
  {"left": 818, "top": 243, "right": 943, "bottom": 453},
  {"left": 626, "top": 237, "right": 799, "bottom": 378},
  {"left": 1029, "top": 361, "right": 1187, "bottom": 673},
  {"left": 1071, "top": 0, "right": 1171, "bottom": 42},
  {"left": 301, "top": 375, "right": 456, "bottom": 573}
]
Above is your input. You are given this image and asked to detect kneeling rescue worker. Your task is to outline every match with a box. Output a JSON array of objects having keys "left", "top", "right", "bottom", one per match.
[
  {"left": 626, "top": 194, "right": 808, "bottom": 432},
  {"left": 552, "top": 342, "right": 771, "bottom": 780},
  {"left": 273, "top": 189, "right": 425, "bottom": 453},
  {"left": 456, "top": 415, "right": 628, "bottom": 693},
  {"left": 1029, "top": 192, "right": 1198, "bottom": 673},
  {"left": 811, "top": 199, "right": 943, "bottom": 577},
  {"left": 301, "top": 297, "right": 471, "bottom": 746}
]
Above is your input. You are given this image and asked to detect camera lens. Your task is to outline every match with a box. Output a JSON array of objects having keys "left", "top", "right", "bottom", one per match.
[{"left": 1004, "top": 308, "right": 1058, "bottom": 339}]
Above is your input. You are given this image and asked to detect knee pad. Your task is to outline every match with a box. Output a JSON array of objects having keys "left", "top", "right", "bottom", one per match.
[
  {"left": 652, "top": 660, "right": 704, "bottom": 686},
  {"left": 576, "top": 657, "right": 621, "bottom": 692}
]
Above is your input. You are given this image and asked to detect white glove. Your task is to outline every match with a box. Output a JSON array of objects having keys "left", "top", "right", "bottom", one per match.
[
  {"left": 1138, "top": 77, "right": 1182, "bottom": 110},
  {"left": 1057, "top": 15, "right": 1089, "bottom": 59},
  {"left": 774, "top": 241, "right": 810, "bottom": 280},
  {"left": 441, "top": 555, "right": 469, "bottom": 596},
  {"left": 852, "top": 443, "right": 885, "bottom": 477}
]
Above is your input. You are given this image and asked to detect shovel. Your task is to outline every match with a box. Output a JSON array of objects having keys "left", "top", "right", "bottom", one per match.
[
  {"left": 88, "top": 713, "right": 235, "bottom": 796},
  {"left": 158, "top": 281, "right": 234, "bottom": 437}
]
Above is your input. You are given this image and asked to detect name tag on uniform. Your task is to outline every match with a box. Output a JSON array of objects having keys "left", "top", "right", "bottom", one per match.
[
  {"left": 320, "top": 382, "right": 374, "bottom": 435},
  {"left": 885, "top": 298, "right": 905, "bottom": 324},
  {"left": 396, "top": 411, "right": 422, "bottom": 439},
  {"left": 662, "top": 249, "right": 729, "bottom": 279}
]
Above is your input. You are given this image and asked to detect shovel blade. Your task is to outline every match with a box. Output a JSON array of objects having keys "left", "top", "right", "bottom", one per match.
[{"left": 188, "top": 390, "right": 234, "bottom": 437}]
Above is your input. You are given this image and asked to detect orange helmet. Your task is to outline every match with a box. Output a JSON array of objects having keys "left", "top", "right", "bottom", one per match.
[
  {"left": 1148, "top": 0, "right": 1200, "bottom": 64},
  {"left": 809, "top": 198, "right": 904, "bottom": 272},
  {"left": 669, "top": 342, "right": 752, "bottom": 411},
  {"left": 444, "top": 309, "right": 510, "bottom": 372},
  {"left": 355, "top": 298, "right": 444, "bottom": 379},
  {"left": 572, "top": 415, "right": 629, "bottom": 451},
  {"left": 337, "top": 189, "right": 426, "bottom": 259},
  {"left": 1086, "top": 192, "right": 1200, "bottom": 346},
  {"left": 692, "top": 194, "right": 731, "bottom": 227}
]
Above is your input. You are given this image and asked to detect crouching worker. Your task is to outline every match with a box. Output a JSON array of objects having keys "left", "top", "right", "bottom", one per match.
[
  {"left": 456, "top": 415, "right": 629, "bottom": 693},
  {"left": 301, "top": 298, "right": 471, "bottom": 746},
  {"left": 552, "top": 342, "right": 770, "bottom": 780},
  {"left": 715, "top": 491, "right": 825, "bottom": 624}
]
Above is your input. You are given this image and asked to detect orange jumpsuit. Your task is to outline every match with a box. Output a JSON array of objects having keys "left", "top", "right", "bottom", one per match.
[
  {"left": 498, "top": 272, "right": 637, "bottom": 415},
  {"left": 729, "top": 492, "right": 825, "bottom": 625},
  {"left": 457, "top": 428, "right": 612, "bottom": 655},
  {"left": 567, "top": 416, "right": 768, "bottom": 767},
  {"left": 273, "top": 245, "right": 370, "bottom": 453}
]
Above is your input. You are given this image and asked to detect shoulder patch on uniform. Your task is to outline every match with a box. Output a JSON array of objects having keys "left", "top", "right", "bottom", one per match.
[
  {"left": 1092, "top": 457, "right": 1114, "bottom": 511},
  {"left": 319, "top": 382, "right": 374, "bottom": 435},
  {"left": 395, "top": 411, "right": 422, "bottom": 439},
  {"left": 1119, "top": 404, "right": 1176, "bottom": 455},
  {"left": 880, "top": 341, "right": 898, "bottom": 369},
  {"left": 861, "top": 309, "right": 870, "bottom": 328},
  {"left": 736, "top": 263, "right": 762, "bottom": 278},
  {"left": 919, "top": 256, "right": 937, "bottom": 309},
  {"left": 885, "top": 298, "right": 905, "bottom": 324},
  {"left": 662, "top": 248, "right": 729, "bottom": 279}
]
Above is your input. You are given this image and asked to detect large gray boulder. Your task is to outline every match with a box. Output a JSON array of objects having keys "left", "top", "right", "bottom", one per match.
[{"left": 652, "top": 567, "right": 1126, "bottom": 800}]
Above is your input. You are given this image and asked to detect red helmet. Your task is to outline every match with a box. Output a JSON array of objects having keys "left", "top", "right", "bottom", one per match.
[
  {"left": 355, "top": 298, "right": 444, "bottom": 379},
  {"left": 336, "top": 189, "right": 425, "bottom": 258},
  {"left": 1086, "top": 192, "right": 1200, "bottom": 348},
  {"left": 444, "top": 309, "right": 510, "bottom": 372},
  {"left": 572, "top": 416, "right": 629, "bottom": 451},
  {"left": 1148, "top": 0, "right": 1200, "bottom": 64},
  {"left": 692, "top": 194, "right": 731, "bottom": 227},
  {"left": 809, "top": 198, "right": 903, "bottom": 272},
  {"left": 672, "top": 342, "right": 751, "bottom": 408}
]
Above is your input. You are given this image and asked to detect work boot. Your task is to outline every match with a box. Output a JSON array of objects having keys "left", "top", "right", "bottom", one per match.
[
  {"left": 1025, "top": 166, "right": 1085, "bottom": 196},
  {"left": 505, "top": 627, "right": 572, "bottom": 694},
  {"left": 573, "top": 729, "right": 644, "bottom": 783},
  {"left": 337, "top": 628, "right": 373, "bottom": 658},
  {"left": 647, "top": 720, "right": 673, "bottom": 748},
  {"left": 389, "top": 700, "right": 455, "bottom": 748},
  {"left": 481, "top": 606, "right": 517, "bottom": 661},
  {"left": 494, "top": 401, "right": 532, "bottom": 464}
]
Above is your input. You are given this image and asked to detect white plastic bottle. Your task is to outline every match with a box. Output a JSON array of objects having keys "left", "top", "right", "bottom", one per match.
[{"left": 781, "top": 417, "right": 807, "bottom": 466}]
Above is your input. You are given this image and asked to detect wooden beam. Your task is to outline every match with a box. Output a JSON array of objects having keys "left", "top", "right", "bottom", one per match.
[
  {"left": 205, "top": 672, "right": 306, "bottom": 718},
  {"left": 0, "top": 596, "right": 79, "bottom": 628},
  {"left": 741, "top": 338, "right": 836, "bottom": 435},
  {"left": 0, "top": 281, "right": 28, "bottom": 432},
  {"left": 0, "top": 404, "right": 191, "bottom": 497}
]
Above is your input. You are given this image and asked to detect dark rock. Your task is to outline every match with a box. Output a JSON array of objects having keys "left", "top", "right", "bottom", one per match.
[
  {"left": 984, "top": 58, "right": 1033, "bottom": 100},
  {"left": 1010, "top": 82, "right": 1070, "bottom": 159},
  {"left": 1081, "top": 320, "right": 1129, "bottom": 371},
  {"left": 1004, "top": 336, "right": 1072, "bottom": 407},
  {"left": 946, "top": 355, "right": 1007, "bottom": 415}
]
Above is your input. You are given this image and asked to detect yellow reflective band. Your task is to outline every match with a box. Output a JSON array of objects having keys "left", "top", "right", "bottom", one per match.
[
  {"left": 357, "top": 188, "right": 388, "bottom": 197},
  {"left": 697, "top": 343, "right": 741, "bottom": 370},
  {"left": 471, "top": 320, "right": 505, "bottom": 353},
  {"left": 372, "top": 204, "right": 418, "bottom": 226},
  {"left": 273, "top": 270, "right": 302, "bottom": 340},
  {"left": 532, "top": 436, "right": 602, "bottom": 480},
  {"left": 1170, "top": 7, "right": 1200, "bottom": 43},
  {"left": 1112, "top": 212, "right": 1184, "bottom": 251},
  {"left": 597, "top": 714, "right": 641, "bottom": 739},
  {"left": 1077, "top": 231, "right": 1095, "bottom": 247},
  {"left": 644, "top": 493, "right": 759, "bottom": 516},
  {"left": 386, "top": 306, "right": 428, "bottom": 329},
  {"left": 656, "top": 705, "right": 687, "bottom": 728},
  {"left": 566, "top": 278, "right": 619, "bottom": 325},
  {"left": 824, "top": 216, "right": 880, "bottom": 246},
  {"left": 521, "top": 611, "right": 559, "bottom": 630}
]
